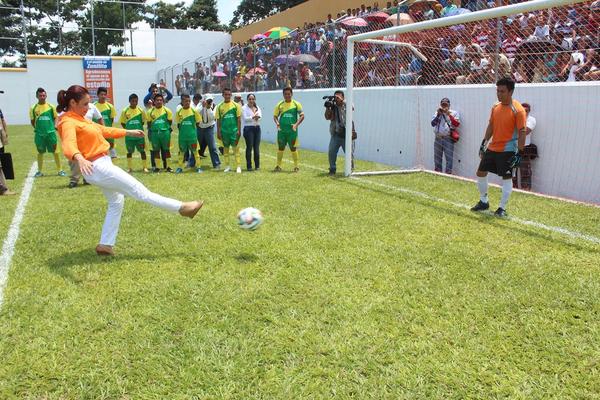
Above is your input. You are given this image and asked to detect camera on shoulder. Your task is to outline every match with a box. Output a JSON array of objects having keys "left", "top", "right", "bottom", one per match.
[{"left": 323, "top": 95, "right": 336, "bottom": 108}]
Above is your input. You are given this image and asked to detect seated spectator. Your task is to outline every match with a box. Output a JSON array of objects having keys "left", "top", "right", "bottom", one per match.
[
  {"left": 561, "top": 42, "right": 586, "bottom": 81},
  {"left": 502, "top": 29, "right": 522, "bottom": 61},
  {"left": 576, "top": 48, "right": 600, "bottom": 81},
  {"left": 531, "top": 13, "right": 551, "bottom": 40}
]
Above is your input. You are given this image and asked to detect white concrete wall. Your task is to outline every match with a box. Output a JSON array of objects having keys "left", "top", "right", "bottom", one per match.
[
  {"left": 0, "top": 70, "right": 31, "bottom": 126},
  {"left": 232, "top": 83, "right": 600, "bottom": 204},
  {"left": 154, "top": 29, "right": 231, "bottom": 71}
]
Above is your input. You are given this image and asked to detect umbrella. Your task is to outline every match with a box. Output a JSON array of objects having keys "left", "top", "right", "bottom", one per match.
[
  {"left": 364, "top": 11, "right": 390, "bottom": 23},
  {"left": 515, "top": 38, "right": 564, "bottom": 58},
  {"left": 252, "top": 33, "right": 267, "bottom": 41},
  {"left": 264, "top": 27, "right": 291, "bottom": 40},
  {"left": 386, "top": 13, "right": 414, "bottom": 25},
  {"left": 274, "top": 54, "right": 298, "bottom": 66},
  {"left": 246, "top": 67, "right": 266, "bottom": 76},
  {"left": 213, "top": 71, "right": 226, "bottom": 78},
  {"left": 445, "top": 7, "right": 471, "bottom": 17},
  {"left": 340, "top": 16, "right": 368, "bottom": 27},
  {"left": 292, "top": 54, "right": 320, "bottom": 64}
]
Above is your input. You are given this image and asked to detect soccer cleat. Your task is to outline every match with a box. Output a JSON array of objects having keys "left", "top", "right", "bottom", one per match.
[
  {"left": 166, "top": 167, "right": 173, "bottom": 173},
  {"left": 196, "top": 167, "right": 204, "bottom": 173},
  {"left": 95, "top": 244, "right": 114, "bottom": 256},
  {"left": 214, "top": 164, "right": 221, "bottom": 170},
  {"left": 273, "top": 166, "right": 282, "bottom": 172},
  {"left": 470, "top": 201, "right": 490, "bottom": 212},
  {"left": 68, "top": 182, "right": 78, "bottom": 189},
  {"left": 83, "top": 179, "right": 90, "bottom": 186},
  {"left": 34, "top": 171, "right": 43, "bottom": 178},
  {"left": 0, "top": 190, "right": 17, "bottom": 196},
  {"left": 329, "top": 169, "right": 336, "bottom": 176},
  {"left": 128, "top": 168, "right": 134, "bottom": 174},
  {"left": 236, "top": 167, "right": 242, "bottom": 174},
  {"left": 293, "top": 167, "right": 300, "bottom": 173},
  {"left": 494, "top": 207, "right": 508, "bottom": 217},
  {"left": 224, "top": 167, "right": 231, "bottom": 173},
  {"left": 58, "top": 170, "right": 66, "bottom": 177},
  {"left": 143, "top": 168, "right": 149, "bottom": 173},
  {"left": 152, "top": 167, "right": 160, "bottom": 173},
  {"left": 175, "top": 168, "right": 183, "bottom": 174}
]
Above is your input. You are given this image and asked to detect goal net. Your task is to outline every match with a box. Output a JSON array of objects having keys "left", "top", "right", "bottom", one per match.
[{"left": 344, "top": 0, "right": 600, "bottom": 204}]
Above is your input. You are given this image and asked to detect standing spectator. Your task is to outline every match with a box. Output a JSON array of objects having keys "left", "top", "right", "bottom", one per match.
[
  {"left": 0, "top": 107, "right": 16, "bottom": 196},
  {"left": 531, "top": 13, "right": 551, "bottom": 40},
  {"left": 431, "top": 97, "right": 460, "bottom": 174},
  {"left": 502, "top": 29, "right": 522, "bottom": 61},
  {"left": 198, "top": 96, "right": 221, "bottom": 171},
  {"left": 242, "top": 94, "right": 262, "bottom": 171},
  {"left": 513, "top": 102, "right": 536, "bottom": 190},
  {"left": 325, "top": 90, "right": 355, "bottom": 175}
]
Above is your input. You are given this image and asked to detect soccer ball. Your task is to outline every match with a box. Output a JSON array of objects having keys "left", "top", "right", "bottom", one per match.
[{"left": 237, "top": 207, "right": 264, "bottom": 230}]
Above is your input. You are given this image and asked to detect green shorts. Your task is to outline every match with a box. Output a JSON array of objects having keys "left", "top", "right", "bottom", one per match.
[
  {"left": 179, "top": 138, "right": 198, "bottom": 153},
  {"left": 277, "top": 130, "right": 298, "bottom": 148},
  {"left": 125, "top": 137, "right": 146, "bottom": 154},
  {"left": 106, "top": 138, "right": 115, "bottom": 145},
  {"left": 221, "top": 131, "right": 239, "bottom": 148},
  {"left": 35, "top": 132, "right": 58, "bottom": 153},
  {"left": 150, "top": 130, "right": 171, "bottom": 151}
]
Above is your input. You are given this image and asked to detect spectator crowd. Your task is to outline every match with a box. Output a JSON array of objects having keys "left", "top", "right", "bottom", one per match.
[{"left": 161, "top": 0, "right": 599, "bottom": 94}]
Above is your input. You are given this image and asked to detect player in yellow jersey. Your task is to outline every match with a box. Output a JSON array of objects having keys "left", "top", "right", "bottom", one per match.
[
  {"left": 120, "top": 94, "right": 149, "bottom": 173},
  {"left": 95, "top": 87, "right": 118, "bottom": 162},
  {"left": 273, "top": 87, "right": 304, "bottom": 172},
  {"left": 147, "top": 94, "right": 173, "bottom": 172},
  {"left": 175, "top": 94, "right": 202, "bottom": 174},
  {"left": 30, "top": 87, "right": 65, "bottom": 177},
  {"left": 215, "top": 88, "right": 242, "bottom": 173}
]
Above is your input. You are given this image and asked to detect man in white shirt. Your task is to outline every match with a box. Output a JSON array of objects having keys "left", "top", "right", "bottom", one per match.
[
  {"left": 68, "top": 103, "right": 105, "bottom": 188},
  {"left": 197, "top": 96, "right": 220, "bottom": 170},
  {"left": 513, "top": 102, "right": 536, "bottom": 190},
  {"left": 431, "top": 97, "right": 461, "bottom": 174}
]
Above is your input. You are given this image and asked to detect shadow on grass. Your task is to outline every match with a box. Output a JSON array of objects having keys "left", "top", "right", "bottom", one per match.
[
  {"left": 234, "top": 252, "right": 259, "bottom": 264},
  {"left": 339, "top": 178, "right": 600, "bottom": 254}
]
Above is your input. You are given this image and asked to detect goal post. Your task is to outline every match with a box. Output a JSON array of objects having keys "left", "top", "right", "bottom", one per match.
[{"left": 344, "top": 0, "right": 591, "bottom": 177}]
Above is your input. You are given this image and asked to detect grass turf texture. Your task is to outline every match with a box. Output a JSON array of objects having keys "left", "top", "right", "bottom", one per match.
[{"left": 1, "top": 125, "right": 600, "bottom": 399}]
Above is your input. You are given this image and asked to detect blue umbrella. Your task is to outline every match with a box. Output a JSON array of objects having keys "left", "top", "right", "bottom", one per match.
[
  {"left": 275, "top": 54, "right": 298, "bottom": 66},
  {"left": 446, "top": 8, "right": 471, "bottom": 17}
]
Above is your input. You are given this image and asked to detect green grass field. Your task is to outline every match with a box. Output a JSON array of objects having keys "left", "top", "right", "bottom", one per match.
[{"left": 1, "top": 125, "right": 599, "bottom": 399}]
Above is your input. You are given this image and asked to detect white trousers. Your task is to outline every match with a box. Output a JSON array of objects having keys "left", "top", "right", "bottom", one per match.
[{"left": 85, "top": 156, "right": 182, "bottom": 246}]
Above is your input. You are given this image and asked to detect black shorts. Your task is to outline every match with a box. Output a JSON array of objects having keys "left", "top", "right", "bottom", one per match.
[{"left": 478, "top": 150, "right": 514, "bottom": 179}]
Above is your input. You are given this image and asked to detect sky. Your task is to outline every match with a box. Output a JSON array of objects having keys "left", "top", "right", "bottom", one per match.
[{"left": 149, "top": 0, "right": 243, "bottom": 26}]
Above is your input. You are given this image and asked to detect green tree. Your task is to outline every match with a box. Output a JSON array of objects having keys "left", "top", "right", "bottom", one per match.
[
  {"left": 186, "top": 0, "right": 224, "bottom": 31},
  {"left": 229, "top": 0, "right": 307, "bottom": 28},
  {"left": 145, "top": 1, "right": 189, "bottom": 30}
]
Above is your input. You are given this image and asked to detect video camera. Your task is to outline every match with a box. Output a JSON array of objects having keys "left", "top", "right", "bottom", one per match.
[{"left": 323, "top": 95, "right": 336, "bottom": 108}]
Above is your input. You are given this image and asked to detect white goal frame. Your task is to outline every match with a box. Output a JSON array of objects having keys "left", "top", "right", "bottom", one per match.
[{"left": 344, "top": 0, "right": 589, "bottom": 177}]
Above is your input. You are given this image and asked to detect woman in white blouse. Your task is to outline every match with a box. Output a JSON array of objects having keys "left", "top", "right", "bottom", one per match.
[{"left": 242, "top": 94, "right": 262, "bottom": 171}]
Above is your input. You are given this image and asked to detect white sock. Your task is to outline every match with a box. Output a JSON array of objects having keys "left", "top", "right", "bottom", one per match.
[
  {"left": 499, "top": 179, "right": 513, "bottom": 210},
  {"left": 478, "top": 176, "right": 488, "bottom": 203}
]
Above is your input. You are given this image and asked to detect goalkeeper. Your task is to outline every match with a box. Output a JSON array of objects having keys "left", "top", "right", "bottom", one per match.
[
  {"left": 471, "top": 78, "right": 527, "bottom": 218},
  {"left": 175, "top": 94, "right": 201, "bottom": 174}
]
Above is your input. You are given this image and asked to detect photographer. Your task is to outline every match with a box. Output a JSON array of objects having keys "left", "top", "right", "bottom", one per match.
[
  {"left": 324, "top": 90, "right": 355, "bottom": 176},
  {"left": 431, "top": 97, "right": 460, "bottom": 175}
]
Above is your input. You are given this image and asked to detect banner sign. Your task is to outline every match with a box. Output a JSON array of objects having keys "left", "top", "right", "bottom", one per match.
[{"left": 82, "top": 56, "right": 114, "bottom": 103}]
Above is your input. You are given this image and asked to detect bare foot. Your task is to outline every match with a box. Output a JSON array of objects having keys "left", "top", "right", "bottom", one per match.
[{"left": 179, "top": 200, "right": 204, "bottom": 219}]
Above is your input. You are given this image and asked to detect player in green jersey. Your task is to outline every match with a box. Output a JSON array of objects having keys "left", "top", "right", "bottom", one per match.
[
  {"left": 147, "top": 94, "right": 173, "bottom": 172},
  {"left": 215, "top": 88, "right": 242, "bottom": 174},
  {"left": 95, "top": 87, "right": 118, "bottom": 161},
  {"left": 120, "top": 93, "right": 149, "bottom": 173},
  {"left": 30, "top": 87, "right": 65, "bottom": 177},
  {"left": 175, "top": 94, "right": 202, "bottom": 174},
  {"left": 273, "top": 87, "right": 304, "bottom": 172}
]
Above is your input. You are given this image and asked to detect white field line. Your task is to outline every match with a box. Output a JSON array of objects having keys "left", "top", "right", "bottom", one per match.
[
  {"left": 0, "top": 162, "right": 37, "bottom": 310},
  {"left": 264, "top": 154, "right": 600, "bottom": 245}
]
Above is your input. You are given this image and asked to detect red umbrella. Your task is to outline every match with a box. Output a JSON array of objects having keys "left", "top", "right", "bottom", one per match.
[
  {"left": 213, "top": 71, "right": 226, "bottom": 78},
  {"left": 364, "top": 11, "right": 390, "bottom": 23},
  {"left": 340, "top": 16, "right": 368, "bottom": 27},
  {"left": 386, "top": 13, "right": 414, "bottom": 26}
]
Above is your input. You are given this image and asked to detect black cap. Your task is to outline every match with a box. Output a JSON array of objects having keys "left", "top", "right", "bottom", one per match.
[{"left": 441, "top": 97, "right": 450, "bottom": 104}]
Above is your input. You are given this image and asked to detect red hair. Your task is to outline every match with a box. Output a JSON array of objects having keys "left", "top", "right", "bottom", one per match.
[{"left": 57, "top": 85, "right": 89, "bottom": 113}]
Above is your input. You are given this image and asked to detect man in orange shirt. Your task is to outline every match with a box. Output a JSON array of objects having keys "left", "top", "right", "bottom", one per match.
[{"left": 471, "top": 77, "right": 527, "bottom": 217}]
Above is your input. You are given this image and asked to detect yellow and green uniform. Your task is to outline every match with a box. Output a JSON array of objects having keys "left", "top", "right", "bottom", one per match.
[
  {"left": 30, "top": 103, "right": 58, "bottom": 153},
  {"left": 176, "top": 107, "right": 201, "bottom": 152},
  {"left": 147, "top": 106, "right": 173, "bottom": 151},
  {"left": 120, "top": 106, "right": 147, "bottom": 153},
  {"left": 215, "top": 101, "right": 242, "bottom": 147},
  {"left": 274, "top": 99, "right": 303, "bottom": 148},
  {"left": 95, "top": 101, "right": 117, "bottom": 144}
]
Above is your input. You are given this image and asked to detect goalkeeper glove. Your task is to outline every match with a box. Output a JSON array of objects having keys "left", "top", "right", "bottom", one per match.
[
  {"left": 509, "top": 150, "right": 523, "bottom": 169},
  {"left": 479, "top": 139, "right": 487, "bottom": 158}
]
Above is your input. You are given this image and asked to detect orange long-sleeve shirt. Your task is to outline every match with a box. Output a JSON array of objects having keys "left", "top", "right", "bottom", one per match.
[{"left": 57, "top": 111, "right": 126, "bottom": 160}]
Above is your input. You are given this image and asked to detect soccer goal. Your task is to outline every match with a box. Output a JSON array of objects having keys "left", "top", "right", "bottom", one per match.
[{"left": 343, "top": 0, "right": 592, "bottom": 184}]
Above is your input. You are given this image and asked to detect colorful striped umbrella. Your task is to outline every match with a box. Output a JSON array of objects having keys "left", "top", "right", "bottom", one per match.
[
  {"left": 252, "top": 33, "right": 267, "bottom": 41},
  {"left": 364, "top": 11, "right": 390, "bottom": 23},
  {"left": 264, "top": 27, "right": 291, "bottom": 40}
]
